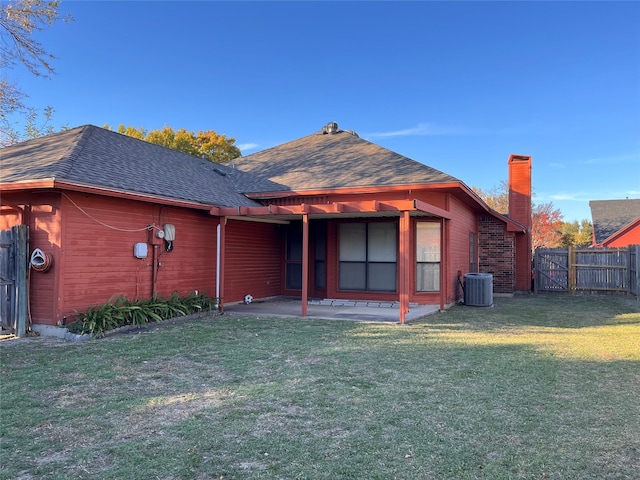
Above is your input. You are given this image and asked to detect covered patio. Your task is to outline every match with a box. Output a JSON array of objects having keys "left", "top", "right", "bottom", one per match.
[{"left": 211, "top": 199, "right": 452, "bottom": 324}]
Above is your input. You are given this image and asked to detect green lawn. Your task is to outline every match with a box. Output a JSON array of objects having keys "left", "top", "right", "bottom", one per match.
[{"left": 1, "top": 294, "right": 639, "bottom": 479}]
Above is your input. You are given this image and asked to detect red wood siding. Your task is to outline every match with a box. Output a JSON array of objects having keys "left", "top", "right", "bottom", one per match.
[
  {"left": 1, "top": 192, "right": 61, "bottom": 324},
  {"left": 223, "top": 219, "right": 281, "bottom": 303},
  {"left": 600, "top": 223, "right": 640, "bottom": 248},
  {"left": 152, "top": 211, "right": 217, "bottom": 299},
  {"left": 60, "top": 193, "right": 218, "bottom": 322},
  {"left": 432, "top": 194, "right": 478, "bottom": 304}
]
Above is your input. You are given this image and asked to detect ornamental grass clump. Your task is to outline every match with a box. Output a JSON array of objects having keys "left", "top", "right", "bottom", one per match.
[{"left": 68, "top": 292, "right": 218, "bottom": 337}]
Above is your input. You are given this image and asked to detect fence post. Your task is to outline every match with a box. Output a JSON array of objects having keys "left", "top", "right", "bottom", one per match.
[
  {"left": 534, "top": 248, "right": 539, "bottom": 294},
  {"left": 636, "top": 245, "right": 640, "bottom": 300},
  {"left": 13, "top": 225, "right": 28, "bottom": 337},
  {"left": 568, "top": 246, "right": 576, "bottom": 295},
  {"left": 625, "top": 245, "right": 635, "bottom": 295}
]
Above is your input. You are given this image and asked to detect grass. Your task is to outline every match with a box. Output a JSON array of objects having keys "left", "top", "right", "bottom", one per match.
[{"left": 1, "top": 294, "right": 639, "bottom": 479}]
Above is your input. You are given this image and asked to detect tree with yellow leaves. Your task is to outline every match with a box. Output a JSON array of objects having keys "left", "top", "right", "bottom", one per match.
[{"left": 107, "top": 124, "right": 242, "bottom": 163}]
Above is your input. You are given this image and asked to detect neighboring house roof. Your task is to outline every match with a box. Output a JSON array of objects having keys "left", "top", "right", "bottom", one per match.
[
  {"left": 0, "top": 125, "right": 260, "bottom": 208},
  {"left": 229, "top": 124, "right": 460, "bottom": 194},
  {"left": 589, "top": 199, "right": 640, "bottom": 245}
]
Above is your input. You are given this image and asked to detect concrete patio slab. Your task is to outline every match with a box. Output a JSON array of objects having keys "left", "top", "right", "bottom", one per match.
[{"left": 223, "top": 297, "right": 440, "bottom": 323}]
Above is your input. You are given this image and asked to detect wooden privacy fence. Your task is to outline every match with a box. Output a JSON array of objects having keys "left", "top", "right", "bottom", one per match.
[
  {"left": 0, "top": 225, "right": 29, "bottom": 337},
  {"left": 535, "top": 245, "right": 640, "bottom": 296}
]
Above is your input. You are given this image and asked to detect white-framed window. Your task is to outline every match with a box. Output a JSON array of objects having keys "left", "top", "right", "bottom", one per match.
[{"left": 416, "top": 222, "right": 440, "bottom": 292}]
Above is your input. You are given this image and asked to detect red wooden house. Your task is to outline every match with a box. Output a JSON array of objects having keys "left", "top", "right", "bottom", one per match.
[
  {"left": 1, "top": 123, "right": 532, "bottom": 328},
  {"left": 589, "top": 199, "right": 640, "bottom": 248}
]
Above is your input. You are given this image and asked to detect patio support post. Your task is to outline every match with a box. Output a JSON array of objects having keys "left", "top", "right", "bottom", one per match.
[
  {"left": 301, "top": 213, "right": 309, "bottom": 316},
  {"left": 399, "top": 210, "right": 410, "bottom": 324},
  {"left": 218, "top": 219, "right": 226, "bottom": 312},
  {"left": 440, "top": 218, "right": 446, "bottom": 312}
]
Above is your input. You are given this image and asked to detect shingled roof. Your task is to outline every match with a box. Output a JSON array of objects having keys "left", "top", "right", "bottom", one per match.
[
  {"left": 0, "top": 125, "right": 260, "bottom": 208},
  {"left": 229, "top": 123, "right": 460, "bottom": 194},
  {"left": 589, "top": 199, "right": 640, "bottom": 245}
]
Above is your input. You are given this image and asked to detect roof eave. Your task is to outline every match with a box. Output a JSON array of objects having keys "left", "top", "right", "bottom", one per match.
[
  {"left": 244, "top": 181, "right": 467, "bottom": 199},
  {"left": 56, "top": 180, "right": 219, "bottom": 210},
  {"left": 1, "top": 179, "right": 220, "bottom": 211},
  {"left": 599, "top": 217, "right": 640, "bottom": 246},
  {"left": 0, "top": 179, "right": 56, "bottom": 190}
]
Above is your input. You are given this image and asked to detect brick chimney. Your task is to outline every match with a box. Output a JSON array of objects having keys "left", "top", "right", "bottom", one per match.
[{"left": 508, "top": 154, "right": 532, "bottom": 291}]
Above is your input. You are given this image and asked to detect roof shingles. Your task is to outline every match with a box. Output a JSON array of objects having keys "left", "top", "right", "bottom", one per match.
[
  {"left": 230, "top": 128, "right": 460, "bottom": 193},
  {"left": 0, "top": 125, "right": 259, "bottom": 208},
  {"left": 589, "top": 199, "right": 640, "bottom": 245}
]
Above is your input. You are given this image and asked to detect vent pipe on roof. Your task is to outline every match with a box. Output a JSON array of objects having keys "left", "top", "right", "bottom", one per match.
[{"left": 323, "top": 122, "right": 339, "bottom": 134}]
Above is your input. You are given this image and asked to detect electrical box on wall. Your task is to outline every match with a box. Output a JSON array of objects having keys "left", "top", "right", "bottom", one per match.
[
  {"left": 134, "top": 242, "right": 148, "bottom": 259},
  {"left": 148, "top": 226, "right": 163, "bottom": 245},
  {"left": 163, "top": 224, "right": 176, "bottom": 241}
]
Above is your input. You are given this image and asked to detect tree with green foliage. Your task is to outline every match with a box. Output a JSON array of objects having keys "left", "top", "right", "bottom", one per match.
[
  {"left": 107, "top": 124, "right": 242, "bottom": 163},
  {"left": 559, "top": 219, "right": 593, "bottom": 248},
  {"left": 0, "top": 0, "right": 72, "bottom": 145}
]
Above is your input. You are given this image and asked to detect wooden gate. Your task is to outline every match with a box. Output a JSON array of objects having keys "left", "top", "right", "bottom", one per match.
[
  {"left": 0, "top": 225, "right": 29, "bottom": 336},
  {"left": 535, "top": 248, "right": 569, "bottom": 292},
  {"left": 535, "top": 246, "right": 637, "bottom": 295}
]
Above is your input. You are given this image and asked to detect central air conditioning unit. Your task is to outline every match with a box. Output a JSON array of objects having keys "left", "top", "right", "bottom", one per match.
[{"left": 464, "top": 273, "right": 493, "bottom": 307}]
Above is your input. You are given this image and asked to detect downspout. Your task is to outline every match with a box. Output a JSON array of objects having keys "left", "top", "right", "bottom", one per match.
[
  {"left": 151, "top": 244, "right": 159, "bottom": 298},
  {"left": 216, "top": 223, "right": 221, "bottom": 307}
]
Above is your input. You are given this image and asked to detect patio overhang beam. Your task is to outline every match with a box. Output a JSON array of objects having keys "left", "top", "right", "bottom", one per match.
[{"left": 210, "top": 199, "right": 451, "bottom": 220}]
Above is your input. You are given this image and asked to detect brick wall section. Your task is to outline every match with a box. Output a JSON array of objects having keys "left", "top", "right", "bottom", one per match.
[{"left": 478, "top": 215, "right": 515, "bottom": 293}]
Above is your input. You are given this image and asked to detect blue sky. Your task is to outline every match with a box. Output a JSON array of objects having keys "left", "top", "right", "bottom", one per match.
[{"left": 13, "top": 1, "right": 640, "bottom": 222}]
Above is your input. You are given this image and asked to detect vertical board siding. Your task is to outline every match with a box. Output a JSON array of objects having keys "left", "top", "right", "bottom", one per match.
[{"left": 224, "top": 220, "right": 281, "bottom": 303}]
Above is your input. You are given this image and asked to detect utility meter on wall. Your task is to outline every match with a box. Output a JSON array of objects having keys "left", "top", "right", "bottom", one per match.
[{"left": 163, "top": 224, "right": 176, "bottom": 252}]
